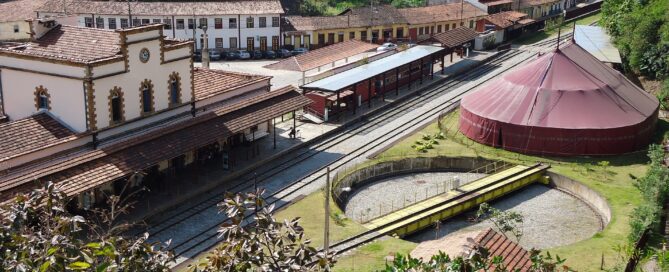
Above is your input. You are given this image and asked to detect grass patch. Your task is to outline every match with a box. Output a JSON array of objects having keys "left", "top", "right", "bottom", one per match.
[
  {"left": 370, "top": 109, "right": 669, "bottom": 271},
  {"left": 333, "top": 238, "right": 417, "bottom": 272},
  {"left": 514, "top": 12, "right": 602, "bottom": 45}
]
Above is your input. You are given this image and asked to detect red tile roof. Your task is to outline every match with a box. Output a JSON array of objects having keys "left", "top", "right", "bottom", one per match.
[
  {"left": 427, "top": 27, "right": 478, "bottom": 48},
  {"left": 398, "top": 2, "right": 484, "bottom": 25},
  {"left": 483, "top": 11, "right": 528, "bottom": 28},
  {"left": 0, "top": 25, "right": 121, "bottom": 63},
  {"left": 194, "top": 68, "right": 271, "bottom": 101},
  {"left": 37, "top": 0, "right": 284, "bottom": 16},
  {"left": 0, "top": 87, "right": 311, "bottom": 199},
  {"left": 264, "top": 40, "right": 378, "bottom": 72},
  {"left": 0, "top": 0, "right": 47, "bottom": 23},
  {"left": 519, "top": 0, "right": 561, "bottom": 8},
  {"left": 0, "top": 113, "right": 77, "bottom": 162},
  {"left": 473, "top": 228, "right": 532, "bottom": 271}
]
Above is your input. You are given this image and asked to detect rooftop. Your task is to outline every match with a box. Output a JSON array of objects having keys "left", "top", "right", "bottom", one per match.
[
  {"left": 398, "top": 2, "right": 485, "bottom": 25},
  {"left": 0, "top": 113, "right": 77, "bottom": 162},
  {"left": 519, "top": 0, "right": 561, "bottom": 8},
  {"left": 427, "top": 27, "right": 478, "bottom": 48},
  {"left": 0, "top": 24, "right": 121, "bottom": 64},
  {"left": 482, "top": 11, "right": 528, "bottom": 28},
  {"left": 473, "top": 228, "right": 532, "bottom": 271},
  {"left": 0, "top": 0, "right": 47, "bottom": 23},
  {"left": 264, "top": 39, "right": 378, "bottom": 72},
  {"left": 573, "top": 25, "right": 622, "bottom": 64},
  {"left": 37, "top": 0, "right": 284, "bottom": 16},
  {"left": 302, "top": 45, "right": 444, "bottom": 92},
  {"left": 193, "top": 68, "right": 271, "bottom": 101}
]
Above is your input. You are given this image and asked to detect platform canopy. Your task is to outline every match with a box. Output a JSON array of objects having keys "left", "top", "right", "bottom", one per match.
[
  {"left": 459, "top": 42, "right": 659, "bottom": 156},
  {"left": 573, "top": 25, "right": 622, "bottom": 64},
  {"left": 301, "top": 45, "right": 444, "bottom": 92}
]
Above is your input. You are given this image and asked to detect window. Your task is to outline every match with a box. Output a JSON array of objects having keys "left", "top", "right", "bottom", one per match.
[
  {"left": 215, "top": 38, "right": 223, "bottom": 48},
  {"left": 84, "top": 17, "right": 93, "bottom": 27},
  {"left": 259, "top": 36, "right": 267, "bottom": 51},
  {"left": 469, "top": 20, "right": 474, "bottom": 28},
  {"left": 247, "top": 37, "right": 254, "bottom": 51},
  {"left": 188, "top": 18, "right": 194, "bottom": 29},
  {"left": 132, "top": 18, "right": 140, "bottom": 26},
  {"left": 229, "top": 37, "right": 238, "bottom": 49},
  {"left": 229, "top": 18, "right": 237, "bottom": 29},
  {"left": 109, "top": 87, "right": 124, "bottom": 124},
  {"left": 304, "top": 35, "right": 310, "bottom": 48},
  {"left": 259, "top": 17, "right": 266, "bottom": 28},
  {"left": 437, "top": 25, "right": 442, "bottom": 33},
  {"left": 445, "top": 24, "right": 450, "bottom": 31},
  {"left": 120, "top": 18, "right": 128, "bottom": 28},
  {"left": 176, "top": 19, "right": 184, "bottom": 29},
  {"left": 418, "top": 27, "right": 423, "bottom": 35},
  {"left": 163, "top": 19, "right": 172, "bottom": 29},
  {"left": 214, "top": 18, "right": 223, "bottom": 29},
  {"left": 153, "top": 19, "right": 161, "bottom": 24},
  {"left": 95, "top": 17, "right": 104, "bottom": 28},
  {"left": 337, "top": 33, "right": 344, "bottom": 43},
  {"left": 108, "top": 18, "right": 116, "bottom": 29},
  {"left": 168, "top": 72, "right": 181, "bottom": 107},
  {"left": 272, "top": 17, "right": 279, "bottom": 27},
  {"left": 35, "top": 86, "right": 50, "bottom": 111},
  {"left": 285, "top": 35, "right": 292, "bottom": 46},
  {"left": 246, "top": 17, "right": 254, "bottom": 28},
  {"left": 272, "top": 36, "right": 279, "bottom": 50},
  {"left": 360, "top": 31, "right": 367, "bottom": 41},
  {"left": 199, "top": 18, "right": 207, "bottom": 28},
  {"left": 349, "top": 31, "right": 355, "bottom": 40},
  {"left": 141, "top": 19, "right": 150, "bottom": 25},
  {"left": 139, "top": 80, "right": 154, "bottom": 114},
  {"left": 452, "top": 23, "right": 456, "bottom": 29},
  {"left": 13, "top": 24, "right": 18, "bottom": 33}
]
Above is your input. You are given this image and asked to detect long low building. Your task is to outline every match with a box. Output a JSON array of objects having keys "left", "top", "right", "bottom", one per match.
[
  {"left": 0, "top": 19, "right": 309, "bottom": 209},
  {"left": 35, "top": 0, "right": 284, "bottom": 51}
]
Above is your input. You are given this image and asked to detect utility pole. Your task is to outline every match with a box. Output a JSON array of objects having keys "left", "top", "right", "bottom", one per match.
[
  {"left": 324, "top": 167, "right": 331, "bottom": 258},
  {"left": 200, "top": 23, "right": 210, "bottom": 68},
  {"left": 126, "top": 0, "right": 132, "bottom": 27}
]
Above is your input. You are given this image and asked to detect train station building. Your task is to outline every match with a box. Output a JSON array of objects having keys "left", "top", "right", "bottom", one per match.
[{"left": 0, "top": 19, "right": 310, "bottom": 209}]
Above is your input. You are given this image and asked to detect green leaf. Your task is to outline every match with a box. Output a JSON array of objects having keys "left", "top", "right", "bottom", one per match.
[{"left": 67, "top": 261, "right": 91, "bottom": 270}]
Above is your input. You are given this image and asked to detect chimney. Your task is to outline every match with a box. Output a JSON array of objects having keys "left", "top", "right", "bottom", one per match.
[{"left": 29, "top": 18, "right": 59, "bottom": 41}]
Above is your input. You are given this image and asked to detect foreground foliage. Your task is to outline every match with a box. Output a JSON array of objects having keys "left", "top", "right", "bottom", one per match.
[
  {"left": 0, "top": 182, "right": 173, "bottom": 271},
  {"left": 628, "top": 144, "right": 669, "bottom": 242},
  {"left": 191, "top": 189, "right": 335, "bottom": 271}
]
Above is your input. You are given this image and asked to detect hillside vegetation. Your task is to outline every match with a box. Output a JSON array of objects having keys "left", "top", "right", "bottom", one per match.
[{"left": 299, "top": 0, "right": 426, "bottom": 16}]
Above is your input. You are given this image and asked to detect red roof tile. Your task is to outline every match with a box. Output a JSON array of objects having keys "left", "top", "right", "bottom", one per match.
[
  {"left": 473, "top": 228, "right": 532, "bottom": 271},
  {"left": 194, "top": 68, "right": 271, "bottom": 101},
  {"left": 399, "top": 3, "right": 484, "bottom": 25},
  {"left": 482, "top": 11, "right": 528, "bottom": 28},
  {"left": 0, "top": 113, "right": 78, "bottom": 162},
  {"left": 264, "top": 40, "right": 377, "bottom": 72},
  {"left": 0, "top": 0, "right": 47, "bottom": 23},
  {"left": 37, "top": 0, "right": 284, "bottom": 16},
  {"left": 0, "top": 25, "right": 121, "bottom": 63},
  {"left": 427, "top": 27, "right": 478, "bottom": 48}
]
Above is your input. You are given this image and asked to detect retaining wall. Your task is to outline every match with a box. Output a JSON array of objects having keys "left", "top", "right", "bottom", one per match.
[{"left": 547, "top": 171, "right": 612, "bottom": 226}]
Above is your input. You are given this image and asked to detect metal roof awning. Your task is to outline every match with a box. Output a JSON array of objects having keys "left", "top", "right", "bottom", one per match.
[
  {"left": 573, "top": 25, "right": 622, "bottom": 64},
  {"left": 301, "top": 45, "right": 444, "bottom": 92}
]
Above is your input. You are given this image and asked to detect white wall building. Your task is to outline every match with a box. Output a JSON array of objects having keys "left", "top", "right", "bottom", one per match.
[
  {"left": 0, "top": 0, "right": 47, "bottom": 41},
  {"left": 36, "top": 0, "right": 284, "bottom": 51}
]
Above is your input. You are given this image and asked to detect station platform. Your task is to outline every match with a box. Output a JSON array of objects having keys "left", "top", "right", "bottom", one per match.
[{"left": 364, "top": 163, "right": 550, "bottom": 237}]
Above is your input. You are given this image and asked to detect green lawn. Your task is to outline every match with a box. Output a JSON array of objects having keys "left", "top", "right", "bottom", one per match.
[
  {"left": 371, "top": 110, "right": 669, "bottom": 271},
  {"left": 514, "top": 12, "right": 602, "bottom": 45}
]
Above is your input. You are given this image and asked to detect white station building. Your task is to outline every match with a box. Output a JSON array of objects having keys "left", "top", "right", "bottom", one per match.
[
  {"left": 0, "top": 19, "right": 309, "bottom": 209},
  {"left": 36, "top": 0, "right": 285, "bottom": 51}
]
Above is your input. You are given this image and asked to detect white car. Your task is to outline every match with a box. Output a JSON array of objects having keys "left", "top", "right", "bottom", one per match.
[{"left": 377, "top": 43, "right": 398, "bottom": 51}]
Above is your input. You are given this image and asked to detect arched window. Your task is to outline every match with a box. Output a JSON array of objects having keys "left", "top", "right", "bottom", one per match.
[
  {"left": 109, "top": 87, "right": 124, "bottom": 125},
  {"left": 34, "top": 86, "right": 50, "bottom": 111},
  {"left": 139, "top": 79, "right": 154, "bottom": 115},
  {"left": 168, "top": 72, "right": 182, "bottom": 107}
]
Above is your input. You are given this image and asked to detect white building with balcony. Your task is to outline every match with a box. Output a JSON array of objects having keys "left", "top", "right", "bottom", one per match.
[{"left": 36, "top": 0, "right": 284, "bottom": 51}]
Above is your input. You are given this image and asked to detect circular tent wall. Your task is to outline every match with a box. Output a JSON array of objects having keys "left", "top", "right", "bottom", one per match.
[{"left": 459, "top": 43, "right": 659, "bottom": 156}]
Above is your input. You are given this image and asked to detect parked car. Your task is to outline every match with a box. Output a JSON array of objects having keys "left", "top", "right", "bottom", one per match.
[
  {"left": 225, "top": 50, "right": 240, "bottom": 60},
  {"left": 208, "top": 50, "right": 222, "bottom": 61},
  {"left": 237, "top": 50, "right": 251, "bottom": 60},
  {"left": 275, "top": 49, "right": 292, "bottom": 58},
  {"left": 263, "top": 50, "right": 276, "bottom": 59},
  {"left": 291, "top": 48, "right": 308, "bottom": 56},
  {"left": 377, "top": 42, "right": 398, "bottom": 51},
  {"left": 193, "top": 50, "right": 202, "bottom": 62},
  {"left": 252, "top": 50, "right": 264, "bottom": 59}
]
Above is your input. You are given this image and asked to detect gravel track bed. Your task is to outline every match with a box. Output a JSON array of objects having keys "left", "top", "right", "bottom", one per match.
[{"left": 344, "top": 172, "right": 487, "bottom": 222}]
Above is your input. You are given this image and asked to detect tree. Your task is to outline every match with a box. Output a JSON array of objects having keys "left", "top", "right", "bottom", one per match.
[
  {"left": 476, "top": 203, "right": 524, "bottom": 243},
  {"left": 191, "top": 189, "right": 335, "bottom": 271},
  {"left": 0, "top": 182, "right": 173, "bottom": 271}
]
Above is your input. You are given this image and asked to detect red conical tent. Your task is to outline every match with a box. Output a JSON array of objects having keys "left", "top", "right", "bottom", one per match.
[{"left": 459, "top": 43, "right": 659, "bottom": 156}]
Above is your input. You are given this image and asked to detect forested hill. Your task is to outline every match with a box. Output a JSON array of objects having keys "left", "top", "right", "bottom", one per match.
[{"left": 285, "top": 0, "right": 426, "bottom": 16}]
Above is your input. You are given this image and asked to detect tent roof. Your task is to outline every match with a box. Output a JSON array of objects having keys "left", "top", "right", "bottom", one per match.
[{"left": 460, "top": 42, "right": 658, "bottom": 130}]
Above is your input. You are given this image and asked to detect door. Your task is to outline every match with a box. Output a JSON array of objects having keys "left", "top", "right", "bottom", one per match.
[
  {"left": 259, "top": 37, "right": 267, "bottom": 51},
  {"left": 247, "top": 37, "right": 254, "bottom": 51},
  {"left": 272, "top": 36, "right": 279, "bottom": 50},
  {"left": 327, "top": 33, "right": 335, "bottom": 45},
  {"left": 409, "top": 28, "right": 417, "bottom": 41}
]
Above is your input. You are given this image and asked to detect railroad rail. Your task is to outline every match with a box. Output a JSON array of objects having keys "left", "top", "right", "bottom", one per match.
[{"left": 137, "top": 34, "right": 573, "bottom": 265}]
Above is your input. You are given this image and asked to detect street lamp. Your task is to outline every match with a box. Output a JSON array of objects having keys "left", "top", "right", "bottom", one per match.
[{"left": 198, "top": 23, "right": 210, "bottom": 68}]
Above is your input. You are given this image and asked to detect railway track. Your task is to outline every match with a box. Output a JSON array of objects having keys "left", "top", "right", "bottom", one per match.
[{"left": 139, "top": 34, "right": 572, "bottom": 264}]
